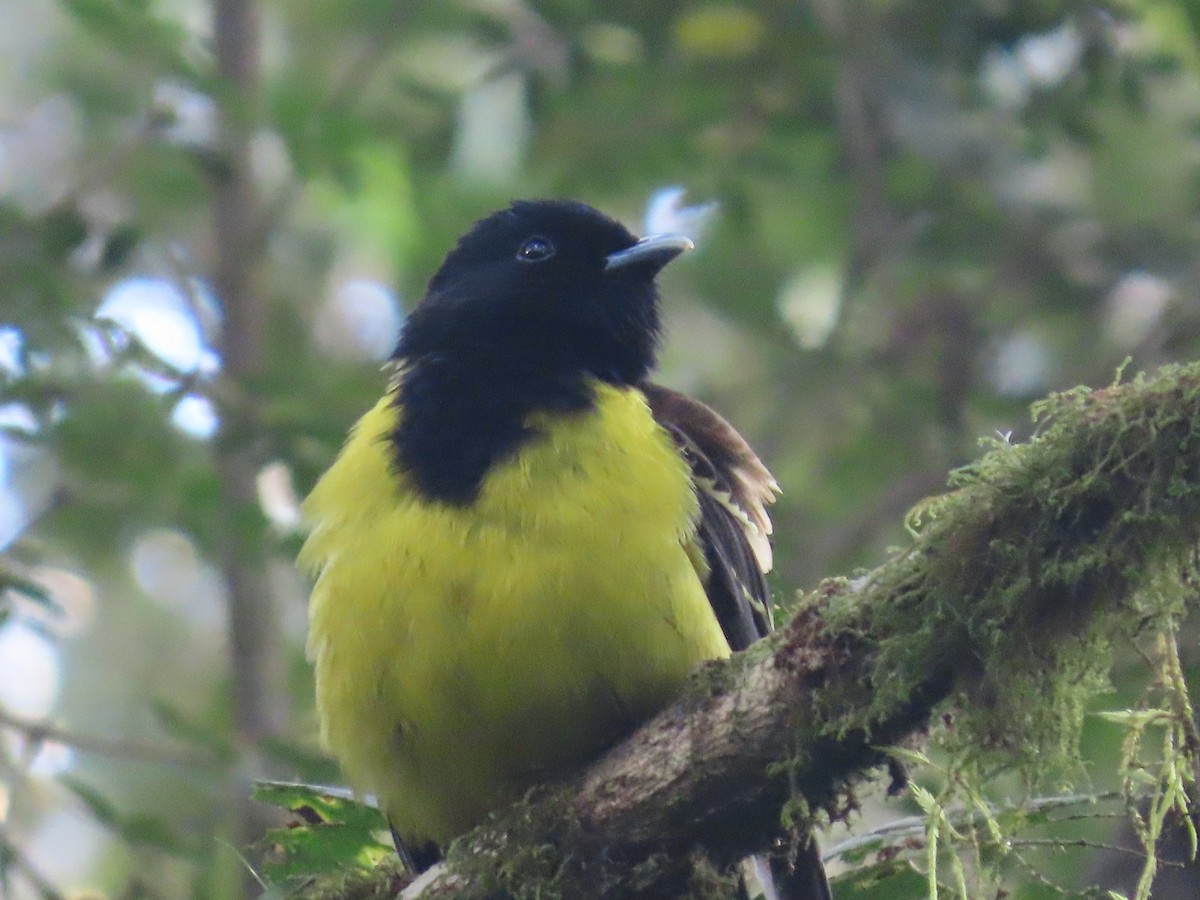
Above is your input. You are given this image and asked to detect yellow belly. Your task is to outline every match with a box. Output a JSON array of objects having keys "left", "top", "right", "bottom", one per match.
[{"left": 302, "top": 381, "right": 729, "bottom": 843}]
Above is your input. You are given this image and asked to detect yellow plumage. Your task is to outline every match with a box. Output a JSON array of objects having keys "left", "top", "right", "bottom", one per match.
[{"left": 302, "top": 380, "right": 730, "bottom": 844}]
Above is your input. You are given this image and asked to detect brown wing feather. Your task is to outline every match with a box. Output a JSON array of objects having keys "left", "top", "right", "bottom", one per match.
[
  {"left": 644, "top": 384, "right": 831, "bottom": 900},
  {"left": 642, "top": 382, "right": 781, "bottom": 650}
]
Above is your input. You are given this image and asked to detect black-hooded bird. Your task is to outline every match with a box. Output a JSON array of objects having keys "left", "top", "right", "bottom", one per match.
[{"left": 301, "top": 200, "right": 830, "bottom": 899}]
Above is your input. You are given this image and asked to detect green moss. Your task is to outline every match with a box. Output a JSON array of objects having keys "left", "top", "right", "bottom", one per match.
[
  {"left": 442, "top": 787, "right": 744, "bottom": 899},
  {"left": 294, "top": 857, "right": 410, "bottom": 899},
  {"left": 813, "top": 364, "right": 1200, "bottom": 780},
  {"left": 779, "top": 363, "right": 1200, "bottom": 896},
  {"left": 445, "top": 791, "right": 573, "bottom": 899}
]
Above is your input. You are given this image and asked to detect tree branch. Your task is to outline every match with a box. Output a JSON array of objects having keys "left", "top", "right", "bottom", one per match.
[
  {"left": 0, "top": 824, "right": 64, "bottom": 900},
  {"left": 209, "top": 0, "right": 288, "bottom": 881},
  {"left": 0, "top": 707, "right": 222, "bottom": 769},
  {"left": 209, "top": 0, "right": 286, "bottom": 744},
  {"left": 307, "top": 361, "right": 1200, "bottom": 899}
]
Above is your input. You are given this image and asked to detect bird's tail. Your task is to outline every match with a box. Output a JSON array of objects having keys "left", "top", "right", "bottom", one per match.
[
  {"left": 388, "top": 818, "right": 440, "bottom": 875},
  {"left": 745, "top": 838, "right": 832, "bottom": 900}
]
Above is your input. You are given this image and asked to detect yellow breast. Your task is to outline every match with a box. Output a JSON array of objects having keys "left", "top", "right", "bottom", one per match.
[{"left": 302, "top": 381, "right": 730, "bottom": 843}]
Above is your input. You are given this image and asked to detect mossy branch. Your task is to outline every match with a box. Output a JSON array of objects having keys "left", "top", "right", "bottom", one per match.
[{"left": 304, "top": 361, "right": 1200, "bottom": 899}]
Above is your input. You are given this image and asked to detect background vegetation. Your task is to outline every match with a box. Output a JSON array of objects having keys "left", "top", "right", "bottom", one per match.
[{"left": 1, "top": 0, "right": 1198, "bottom": 897}]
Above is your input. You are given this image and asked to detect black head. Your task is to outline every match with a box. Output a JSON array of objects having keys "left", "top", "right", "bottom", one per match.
[
  {"left": 394, "top": 199, "right": 692, "bottom": 384},
  {"left": 390, "top": 199, "right": 693, "bottom": 505}
]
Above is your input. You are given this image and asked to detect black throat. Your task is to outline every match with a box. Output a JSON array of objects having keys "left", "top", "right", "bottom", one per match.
[{"left": 391, "top": 352, "right": 599, "bottom": 505}]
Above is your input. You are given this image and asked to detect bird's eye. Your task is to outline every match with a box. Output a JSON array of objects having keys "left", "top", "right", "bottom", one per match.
[{"left": 516, "top": 236, "right": 555, "bottom": 263}]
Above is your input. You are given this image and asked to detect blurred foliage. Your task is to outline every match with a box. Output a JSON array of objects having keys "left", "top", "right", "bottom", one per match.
[{"left": 2, "top": 0, "right": 1200, "bottom": 897}]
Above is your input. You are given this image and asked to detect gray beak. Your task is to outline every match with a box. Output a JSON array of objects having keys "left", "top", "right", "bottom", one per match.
[{"left": 604, "top": 233, "right": 695, "bottom": 272}]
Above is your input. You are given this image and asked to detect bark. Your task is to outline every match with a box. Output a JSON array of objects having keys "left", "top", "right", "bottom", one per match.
[{"left": 210, "top": 0, "right": 285, "bottom": 745}]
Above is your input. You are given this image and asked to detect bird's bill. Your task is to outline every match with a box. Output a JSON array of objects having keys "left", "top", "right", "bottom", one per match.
[{"left": 604, "top": 233, "right": 695, "bottom": 272}]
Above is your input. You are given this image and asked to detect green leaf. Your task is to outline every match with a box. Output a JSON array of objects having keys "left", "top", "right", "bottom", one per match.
[
  {"left": 0, "top": 569, "right": 59, "bottom": 614},
  {"left": 39, "top": 207, "right": 89, "bottom": 259},
  {"left": 62, "top": 776, "right": 191, "bottom": 855},
  {"left": 253, "top": 781, "right": 383, "bottom": 830},
  {"left": 908, "top": 783, "right": 938, "bottom": 816},
  {"left": 60, "top": 774, "right": 121, "bottom": 827},
  {"left": 830, "top": 859, "right": 927, "bottom": 899},
  {"left": 254, "top": 781, "right": 391, "bottom": 880},
  {"left": 1095, "top": 708, "right": 1172, "bottom": 727},
  {"left": 675, "top": 4, "right": 765, "bottom": 59},
  {"left": 878, "top": 746, "right": 931, "bottom": 768},
  {"left": 121, "top": 813, "right": 189, "bottom": 854},
  {"left": 257, "top": 737, "right": 341, "bottom": 784},
  {"left": 99, "top": 225, "right": 142, "bottom": 271},
  {"left": 59, "top": 0, "right": 197, "bottom": 79},
  {"left": 149, "top": 700, "right": 237, "bottom": 764}
]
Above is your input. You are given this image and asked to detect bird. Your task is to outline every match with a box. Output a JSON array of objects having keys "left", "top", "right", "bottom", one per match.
[{"left": 300, "top": 199, "right": 831, "bottom": 899}]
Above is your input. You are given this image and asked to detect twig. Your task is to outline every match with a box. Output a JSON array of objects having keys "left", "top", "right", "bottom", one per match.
[
  {"left": 810, "top": 0, "right": 895, "bottom": 290},
  {"left": 0, "top": 824, "right": 64, "bottom": 900},
  {"left": 209, "top": 5, "right": 288, "bottom": 887},
  {"left": 0, "top": 707, "right": 221, "bottom": 770},
  {"left": 210, "top": 0, "right": 286, "bottom": 743},
  {"left": 1010, "top": 837, "right": 1185, "bottom": 866},
  {"left": 1044, "top": 811, "right": 1130, "bottom": 824},
  {"left": 1006, "top": 846, "right": 1111, "bottom": 900},
  {"left": 822, "top": 792, "right": 1124, "bottom": 861}
]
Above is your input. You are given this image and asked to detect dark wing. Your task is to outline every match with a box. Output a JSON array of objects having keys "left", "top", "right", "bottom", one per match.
[
  {"left": 642, "top": 382, "right": 780, "bottom": 651},
  {"left": 645, "top": 384, "right": 832, "bottom": 900}
]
